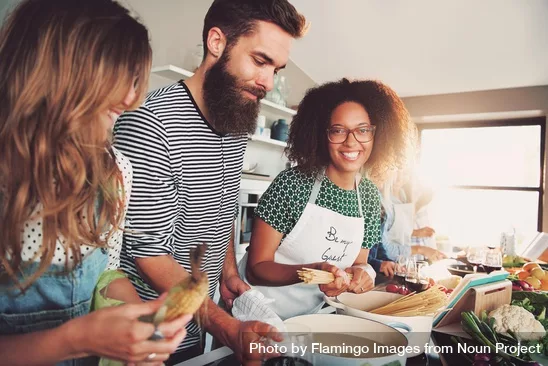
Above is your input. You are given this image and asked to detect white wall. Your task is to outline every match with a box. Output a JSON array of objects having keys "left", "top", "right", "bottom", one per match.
[{"left": 0, "top": 0, "right": 19, "bottom": 22}]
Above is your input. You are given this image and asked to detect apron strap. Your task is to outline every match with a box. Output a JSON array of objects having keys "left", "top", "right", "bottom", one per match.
[
  {"left": 308, "top": 175, "right": 323, "bottom": 204},
  {"left": 355, "top": 174, "right": 364, "bottom": 218},
  {"left": 309, "top": 170, "right": 365, "bottom": 219}
]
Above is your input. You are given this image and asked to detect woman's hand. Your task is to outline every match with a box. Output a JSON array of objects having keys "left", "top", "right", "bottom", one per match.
[
  {"left": 379, "top": 261, "right": 395, "bottom": 277},
  {"left": 316, "top": 262, "right": 349, "bottom": 297},
  {"left": 69, "top": 294, "right": 192, "bottom": 364},
  {"left": 345, "top": 266, "right": 374, "bottom": 294}
]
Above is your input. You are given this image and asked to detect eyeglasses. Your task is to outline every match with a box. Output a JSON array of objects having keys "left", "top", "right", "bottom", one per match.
[{"left": 326, "top": 125, "right": 376, "bottom": 144}]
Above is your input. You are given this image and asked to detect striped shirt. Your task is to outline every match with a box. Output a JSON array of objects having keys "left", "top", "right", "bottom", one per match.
[{"left": 113, "top": 81, "right": 247, "bottom": 351}]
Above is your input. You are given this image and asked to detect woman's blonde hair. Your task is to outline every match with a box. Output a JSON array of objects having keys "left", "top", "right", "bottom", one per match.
[{"left": 0, "top": 0, "right": 152, "bottom": 291}]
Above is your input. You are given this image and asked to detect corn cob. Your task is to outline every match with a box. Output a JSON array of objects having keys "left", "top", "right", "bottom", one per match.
[{"left": 140, "top": 244, "right": 209, "bottom": 326}]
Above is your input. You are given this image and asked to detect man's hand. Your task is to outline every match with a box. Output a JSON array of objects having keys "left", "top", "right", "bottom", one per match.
[
  {"left": 379, "top": 261, "right": 395, "bottom": 277},
  {"left": 317, "top": 262, "right": 348, "bottom": 297},
  {"left": 220, "top": 275, "right": 250, "bottom": 309},
  {"left": 412, "top": 226, "right": 435, "bottom": 238},
  {"left": 345, "top": 266, "right": 374, "bottom": 294},
  {"left": 228, "top": 320, "right": 283, "bottom": 366}
]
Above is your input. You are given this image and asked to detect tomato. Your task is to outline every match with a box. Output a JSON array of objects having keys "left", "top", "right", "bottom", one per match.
[{"left": 386, "top": 284, "right": 400, "bottom": 293}]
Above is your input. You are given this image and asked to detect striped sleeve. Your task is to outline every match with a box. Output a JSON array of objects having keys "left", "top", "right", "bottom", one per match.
[{"left": 113, "top": 107, "right": 177, "bottom": 258}]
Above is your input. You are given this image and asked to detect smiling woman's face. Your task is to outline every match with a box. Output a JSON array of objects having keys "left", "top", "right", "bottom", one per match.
[
  {"left": 327, "top": 101, "right": 374, "bottom": 175},
  {"left": 100, "top": 81, "right": 138, "bottom": 138}
]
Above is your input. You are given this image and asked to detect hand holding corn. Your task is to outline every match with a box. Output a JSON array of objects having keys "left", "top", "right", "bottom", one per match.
[{"left": 140, "top": 243, "right": 209, "bottom": 326}]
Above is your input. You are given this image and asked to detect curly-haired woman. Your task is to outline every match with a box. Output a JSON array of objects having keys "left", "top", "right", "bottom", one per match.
[
  {"left": 0, "top": 1, "right": 191, "bottom": 364},
  {"left": 238, "top": 78, "right": 415, "bottom": 319}
]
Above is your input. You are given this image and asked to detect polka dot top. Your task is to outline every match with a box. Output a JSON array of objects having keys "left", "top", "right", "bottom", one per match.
[
  {"left": 18, "top": 147, "right": 133, "bottom": 270},
  {"left": 255, "top": 167, "right": 382, "bottom": 248}
]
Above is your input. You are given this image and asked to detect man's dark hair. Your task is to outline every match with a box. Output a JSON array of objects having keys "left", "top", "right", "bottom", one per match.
[
  {"left": 202, "top": 0, "right": 307, "bottom": 55},
  {"left": 286, "top": 78, "right": 416, "bottom": 184}
]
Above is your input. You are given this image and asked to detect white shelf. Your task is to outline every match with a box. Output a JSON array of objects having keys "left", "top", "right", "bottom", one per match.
[
  {"left": 151, "top": 64, "right": 297, "bottom": 117},
  {"left": 259, "top": 98, "right": 297, "bottom": 116},
  {"left": 151, "top": 64, "right": 194, "bottom": 80},
  {"left": 248, "top": 134, "right": 287, "bottom": 147}
]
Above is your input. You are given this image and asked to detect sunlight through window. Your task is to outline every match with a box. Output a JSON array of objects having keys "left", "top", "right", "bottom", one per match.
[{"left": 418, "top": 121, "right": 543, "bottom": 249}]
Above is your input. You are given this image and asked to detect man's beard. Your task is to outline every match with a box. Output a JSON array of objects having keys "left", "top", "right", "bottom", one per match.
[{"left": 203, "top": 54, "right": 266, "bottom": 135}]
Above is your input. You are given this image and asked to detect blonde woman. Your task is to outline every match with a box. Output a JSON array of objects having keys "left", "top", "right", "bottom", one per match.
[{"left": 0, "top": 1, "right": 190, "bottom": 365}]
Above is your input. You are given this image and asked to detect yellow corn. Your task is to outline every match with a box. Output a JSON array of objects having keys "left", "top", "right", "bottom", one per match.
[
  {"left": 155, "top": 275, "right": 209, "bottom": 323},
  {"left": 152, "top": 244, "right": 209, "bottom": 324}
]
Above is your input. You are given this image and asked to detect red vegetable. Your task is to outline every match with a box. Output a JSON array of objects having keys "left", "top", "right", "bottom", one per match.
[
  {"left": 398, "top": 287, "right": 410, "bottom": 295},
  {"left": 386, "top": 284, "right": 400, "bottom": 293},
  {"left": 474, "top": 353, "right": 490, "bottom": 361},
  {"left": 517, "top": 280, "right": 533, "bottom": 291}
]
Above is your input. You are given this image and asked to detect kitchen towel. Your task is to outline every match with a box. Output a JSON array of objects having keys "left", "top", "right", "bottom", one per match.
[{"left": 232, "top": 289, "right": 287, "bottom": 333}]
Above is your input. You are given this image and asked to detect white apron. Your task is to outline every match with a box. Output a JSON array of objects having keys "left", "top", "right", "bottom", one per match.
[
  {"left": 385, "top": 202, "right": 414, "bottom": 246},
  {"left": 238, "top": 173, "right": 364, "bottom": 320}
]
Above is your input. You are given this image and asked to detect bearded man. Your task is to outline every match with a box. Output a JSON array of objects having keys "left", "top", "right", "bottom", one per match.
[{"left": 112, "top": 0, "right": 307, "bottom": 365}]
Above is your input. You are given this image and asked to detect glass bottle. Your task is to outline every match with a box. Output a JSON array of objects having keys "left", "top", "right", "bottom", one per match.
[
  {"left": 266, "top": 74, "right": 289, "bottom": 107},
  {"left": 277, "top": 76, "right": 289, "bottom": 107},
  {"left": 501, "top": 227, "right": 516, "bottom": 255}
]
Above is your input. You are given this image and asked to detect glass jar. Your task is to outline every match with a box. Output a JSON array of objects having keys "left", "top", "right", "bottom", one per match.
[{"left": 266, "top": 74, "right": 289, "bottom": 107}]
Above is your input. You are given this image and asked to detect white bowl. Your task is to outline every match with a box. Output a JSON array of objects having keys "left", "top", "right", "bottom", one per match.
[
  {"left": 283, "top": 314, "right": 409, "bottom": 366},
  {"left": 325, "top": 291, "right": 433, "bottom": 356}
]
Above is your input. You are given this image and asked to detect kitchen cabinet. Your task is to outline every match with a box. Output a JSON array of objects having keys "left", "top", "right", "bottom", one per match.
[{"left": 150, "top": 65, "right": 296, "bottom": 255}]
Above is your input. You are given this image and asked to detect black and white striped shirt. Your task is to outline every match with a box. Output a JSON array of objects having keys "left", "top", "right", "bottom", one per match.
[{"left": 113, "top": 81, "right": 246, "bottom": 351}]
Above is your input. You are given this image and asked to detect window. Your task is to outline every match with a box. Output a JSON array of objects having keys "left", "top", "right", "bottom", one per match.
[{"left": 417, "top": 118, "right": 545, "bottom": 248}]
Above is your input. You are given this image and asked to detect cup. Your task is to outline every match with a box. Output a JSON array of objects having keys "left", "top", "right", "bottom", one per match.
[
  {"left": 484, "top": 247, "right": 503, "bottom": 274},
  {"left": 255, "top": 115, "right": 266, "bottom": 136},
  {"left": 467, "top": 246, "right": 486, "bottom": 273},
  {"left": 394, "top": 255, "right": 408, "bottom": 286}
]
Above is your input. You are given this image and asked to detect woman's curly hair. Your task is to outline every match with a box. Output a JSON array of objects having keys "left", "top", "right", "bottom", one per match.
[{"left": 285, "top": 78, "right": 416, "bottom": 184}]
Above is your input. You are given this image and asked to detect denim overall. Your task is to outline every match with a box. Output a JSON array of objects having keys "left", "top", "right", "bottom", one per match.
[{"left": 0, "top": 247, "right": 108, "bottom": 365}]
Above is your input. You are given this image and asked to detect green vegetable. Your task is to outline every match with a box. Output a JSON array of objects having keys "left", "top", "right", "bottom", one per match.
[
  {"left": 460, "top": 311, "right": 533, "bottom": 365},
  {"left": 512, "top": 291, "right": 548, "bottom": 304},
  {"left": 512, "top": 291, "right": 548, "bottom": 329}
]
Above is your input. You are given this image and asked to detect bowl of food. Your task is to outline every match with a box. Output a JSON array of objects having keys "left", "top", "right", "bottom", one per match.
[{"left": 324, "top": 288, "right": 448, "bottom": 356}]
